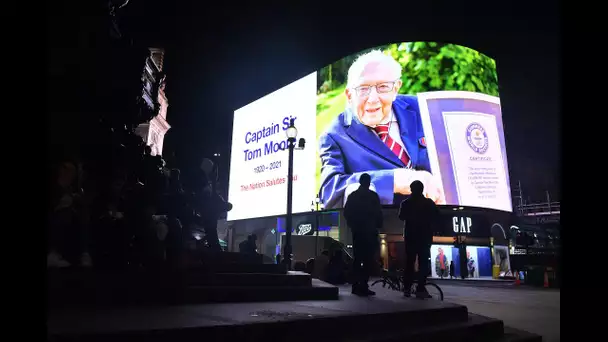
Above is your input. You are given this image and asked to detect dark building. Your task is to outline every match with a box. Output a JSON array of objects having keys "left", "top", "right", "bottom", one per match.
[
  {"left": 47, "top": 1, "right": 168, "bottom": 165},
  {"left": 135, "top": 48, "right": 171, "bottom": 157}
]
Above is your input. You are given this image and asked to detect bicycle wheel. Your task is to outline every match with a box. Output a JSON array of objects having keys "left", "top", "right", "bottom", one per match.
[
  {"left": 424, "top": 283, "right": 444, "bottom": 301},
  {"left": 387, "top": 279, "right": 401, "bottom": 291},
  {"left": 411, "top": 282, "right": 444, "bottom": 301},
  {"left": 370, "top": 279, "right": 386, "bottom": 288}
]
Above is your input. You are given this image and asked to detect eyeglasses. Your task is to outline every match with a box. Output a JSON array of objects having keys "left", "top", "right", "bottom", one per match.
[{"left": 353, "top": 81, "right": 399, "bottom": 97}]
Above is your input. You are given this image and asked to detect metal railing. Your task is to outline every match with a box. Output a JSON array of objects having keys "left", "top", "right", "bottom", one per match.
[{"left": 517, "top": 201, "right": 560, "bottom": 216}]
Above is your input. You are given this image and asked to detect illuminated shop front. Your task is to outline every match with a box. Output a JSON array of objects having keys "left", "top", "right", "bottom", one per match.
[
  {"left": 228, "top": 203, "right": 513, "bottom": 279},
  {"left": 428, "top": 209, "right": 506, "bottom": 279},
  {"left": 227, "top": 211, "right": 341, "bottom": 262},
  {"left": 338, "top": 206, "right": 513, "bottom": 279}
]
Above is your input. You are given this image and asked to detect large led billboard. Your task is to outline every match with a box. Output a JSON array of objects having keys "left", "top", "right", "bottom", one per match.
[{"left": 228, "top": 42, "right": 511, "bottom": 221}]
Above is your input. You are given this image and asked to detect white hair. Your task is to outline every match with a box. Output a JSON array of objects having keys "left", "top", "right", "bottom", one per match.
[{"left": 346, "top": 50, "right": 402, "bottom": 89}]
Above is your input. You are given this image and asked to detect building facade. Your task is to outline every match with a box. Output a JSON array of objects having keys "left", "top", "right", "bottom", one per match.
[
  {"left": 338, "top": 206, "right": 513, "bottom": 279},
  {"left": 227, "top": 204, "right": 514, "bottom": 279},
  {"left": 135, "top": 48, "right": 171, "bottom": 156},
  {"left": 508, "top": 201, "right": 560, "bottom": 284}
]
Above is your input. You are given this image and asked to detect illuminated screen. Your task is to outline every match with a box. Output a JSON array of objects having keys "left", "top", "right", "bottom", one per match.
[{"left": 228, "top": 42, "right": 511, "bottom": 221}]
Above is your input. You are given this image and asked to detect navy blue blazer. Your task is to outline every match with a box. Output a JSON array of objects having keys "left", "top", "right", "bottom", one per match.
[{"left": 318, "top": 95, "right": 431, "bottom": 209}]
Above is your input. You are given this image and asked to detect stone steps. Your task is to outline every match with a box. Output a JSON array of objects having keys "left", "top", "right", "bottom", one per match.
[
  {"left": 353, "top": 314, "right": 541, "bottom": 342},
  {"left": 47, "top": 294, "right": 542, "bottom": 342},
  {"left": 48, "top": 279, "right": 338, "bottom": 308},
  {"left": 186, "top": 270, "right": 311, "bottom": 287},
  {"left": 48, "top": 268, "right": 304, "bottom": 288},
  {"left": 192, "top": 262, "right": 287, "bottom": 274},
  {"left": 47, "top": 268, "right": 334, "bottom": 308}
]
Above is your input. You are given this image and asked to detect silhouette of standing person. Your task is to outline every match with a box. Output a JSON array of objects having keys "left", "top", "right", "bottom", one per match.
[
  {"left": 398, "top": 180, "right": 439, "bottom": 298},
  {"left": 343, "top": 173, "right": 382, "bottom": 296},
  {"left": 197, "top": 158, "right": 232, "bottom": 252},
  {"left": 239, "top": 234, "right": 258, "bottom": 255},
  {"left": 449, "top": 260, "right": 455, "bottom": 279}
]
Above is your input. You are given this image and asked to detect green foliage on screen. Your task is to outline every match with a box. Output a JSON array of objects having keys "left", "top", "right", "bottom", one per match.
[
  {"left": 317, "top": 42, "right": 499, "bottom": 97},
  {"left": 314, "top": 42, "right": 499, "bottom": 193}
]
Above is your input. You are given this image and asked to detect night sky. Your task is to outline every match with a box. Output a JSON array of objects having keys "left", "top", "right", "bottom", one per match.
[{"left": 121, "top": 1, "right": 560, "bottom": 202}]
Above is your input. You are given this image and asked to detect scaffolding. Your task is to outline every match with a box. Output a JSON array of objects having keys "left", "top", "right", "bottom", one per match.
[{"left": 512, "top": 181, "right": 560, "bottom": 217}]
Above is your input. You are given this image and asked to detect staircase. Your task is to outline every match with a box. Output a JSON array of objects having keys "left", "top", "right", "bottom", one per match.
[
  {"left": 48, "top": 287, "right": 542, "bottom": 341},
  {"left": 47, "top": 251, "right": 339, "bottom": 308},
  {"left": 47, "top": 251, "right": 543, "bottom": 341}
]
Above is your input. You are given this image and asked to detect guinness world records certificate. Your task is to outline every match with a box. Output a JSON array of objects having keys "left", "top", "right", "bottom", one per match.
[{"left": 417, "top": 91, "right": 512, "bottom": 212}]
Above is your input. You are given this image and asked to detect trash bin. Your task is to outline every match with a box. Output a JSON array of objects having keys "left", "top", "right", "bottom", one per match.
[
  {"left": 526, "top": 266, "right": 544, "bottom": 287},
  {"left": 492, "top": 265, "right": 500, "bottom": 279},
  {"left": 545, "top": 267, "right": 558, "bottom": 288}
]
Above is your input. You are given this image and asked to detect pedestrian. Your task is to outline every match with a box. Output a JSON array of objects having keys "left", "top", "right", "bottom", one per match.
[
  {"left": 239, "top": 234, "right": 257, "bottom": 255},
  {"left": 312, "top": 250, "right": 330, "bottom": 281},
  {"left": 343, "top": 173, "right": 382, "bottom": 296},
  {"left": 449, "top": 260, "right": 455, "bottom": 279},
  {"left": 398, "top": 180, "right": 440, "bottom": 298}
]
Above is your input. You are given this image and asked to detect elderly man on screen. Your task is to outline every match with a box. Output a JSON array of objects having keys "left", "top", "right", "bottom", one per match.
[{"left": 318, "top": 50, "right": 445, "bottom": 209}]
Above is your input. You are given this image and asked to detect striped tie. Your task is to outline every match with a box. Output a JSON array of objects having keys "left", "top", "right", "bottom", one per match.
[{"left": 374, "top": 124, "right": 410, "bottom": 166}]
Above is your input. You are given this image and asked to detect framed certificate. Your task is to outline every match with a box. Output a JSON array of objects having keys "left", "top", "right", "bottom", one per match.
[{"left": 417, "top": 91, "right": 512, "bottom": 212}]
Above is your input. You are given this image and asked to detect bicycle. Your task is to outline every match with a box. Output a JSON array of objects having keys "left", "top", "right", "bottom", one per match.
[
  {"left": 371, "top": 269, "right": 403, "bottom": 291},
  {"left": 371, "top": 269, "right": 444, "bottom": 301}
]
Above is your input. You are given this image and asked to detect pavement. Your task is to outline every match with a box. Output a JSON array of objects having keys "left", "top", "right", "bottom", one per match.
[
  {"left": 429, "top": 278, "right": 516, "bottom": 289},
  {"left": 48, "top": 285, "right": 464, "bottom": 337},
  {"left": 48, "top": 278, "right": 557, "bottom": 341},
  {"left": 428, "top": 277, "right": 558, "bottom": 290},
  {"left": 368, "top": 280, "right": 560, "bottom": 342}
]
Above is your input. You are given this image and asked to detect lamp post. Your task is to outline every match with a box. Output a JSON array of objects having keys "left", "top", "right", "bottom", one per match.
[
  {"left": 283, "top": 118, "right": 305, "bottom": 269},
  {"left": 311, "top": 196, "right": 324, "bottom": 258}
]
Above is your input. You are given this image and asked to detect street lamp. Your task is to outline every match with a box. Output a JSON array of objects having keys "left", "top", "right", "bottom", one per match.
[
  {"left": 311, "top": 196, "right": 324, "bottom": 258},
  {"left": 284, "top": 118, "right": 305, "bottom": 269}
]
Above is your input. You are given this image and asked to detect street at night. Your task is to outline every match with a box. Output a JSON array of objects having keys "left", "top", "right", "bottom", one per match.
[
  {"left": 366, "top": 281, "right": 560, "bottom": 341},
  {"left": 47, "top": 2, "right": 559, "bottom": 341}
]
